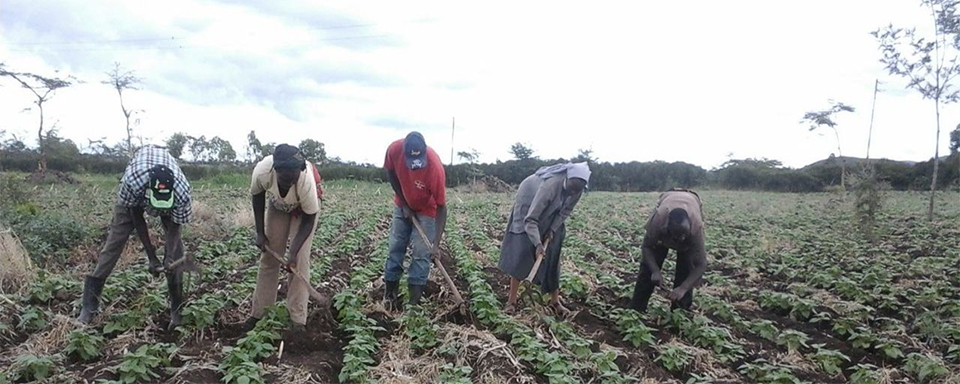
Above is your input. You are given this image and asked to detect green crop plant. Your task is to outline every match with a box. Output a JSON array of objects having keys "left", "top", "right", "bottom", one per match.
[
  {"left": 748, "top": 319, "right": 780, "bottom": 342},
  {"left": 808, "top": 345, "right": 850, "bottom": 376},
  {"left": 439, "top": 363, "right": 473, "bottom": 384},
  {"left": 114, "top": 343, "right": 178, "bottom": 383},
  {"left": 65, "top": 329, "right": 105, "bottom": 362},
  {"left": 848, "top": 364, "right": 880, "bottom": 384},
  {"left": 103, "top": 309, "right": 145, "bottom": 335},
  {"left": 16, "top": 305, "right": 47, "bottom": 332},
  {"left": 655, "top": 345, "right": 691, "bottom": 374},
  {"left": 903, "top": 353, "right": 948, "bottom": 383},
  {"left": 776, "top": 330, "right": 810, "bottom": 352},
  {"left": 10, "top": 355, "right": 57, "bottom": 382},
  {"left": 399, "top": 306, "right": 439, "bottom": 353}
]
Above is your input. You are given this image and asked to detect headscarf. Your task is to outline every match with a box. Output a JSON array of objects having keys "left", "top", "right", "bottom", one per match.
[
  {"left": 273, "top": 144, "right": 306, "bottom": 170},
  {"left": 534, "top": 162, "right": 592, "bottom": 183}
]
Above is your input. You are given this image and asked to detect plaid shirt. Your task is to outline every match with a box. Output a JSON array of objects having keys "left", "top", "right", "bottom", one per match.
[{"left": 117, "top": 146, "right": 192, "bottom": 224}]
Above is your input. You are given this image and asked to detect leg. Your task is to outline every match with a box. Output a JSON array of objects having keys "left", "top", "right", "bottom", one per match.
[
  {"left": 285, "top": 213, "right": 317, "bottom": 326},
  {"left": 250, "top": 207, "right": 291, "bottom": 320},
  {"left": 673, "top": 251, "right": 695, "bottom": 311},
  {"left": 629, "top": 248, "right": 667, "bottom": 312},
  {"left": 505, "top": 277, "right": 520, "bottom": 314},
  {"left": 161, "top": 216, "right": 185, "bottom": 332},
  {"left": 383, "top": 207, "right": 411, "bottom": 310},
  {"left": 407, "top": 214, "right": 436, "bottom": 305},
  {"left": 80, "top": 205, "right": 135, "bottom": 323}
]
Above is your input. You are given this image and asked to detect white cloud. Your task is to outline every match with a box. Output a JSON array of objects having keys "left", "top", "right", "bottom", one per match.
[{"left": 1, "top": 0, "right": 957, "bottom": 170}]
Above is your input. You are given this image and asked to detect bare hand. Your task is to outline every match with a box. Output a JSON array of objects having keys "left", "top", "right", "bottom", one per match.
[
  {"left": 255, "top": 232, "right": 268, "bottom": 251},
  {"left": 666, "top": 287, "right": 687, "bottom": 302},
  {"left": 535, "top": 244, "right": 546, "bottom": 258},
  {"left": 286, "top": 256, "right": 298, "bottom": 273},
  {"left": 651, "top": 271, "right": 664, "bottom": 289}
]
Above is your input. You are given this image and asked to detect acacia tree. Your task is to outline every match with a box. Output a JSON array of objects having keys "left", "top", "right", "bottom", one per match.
[
  {"left": 873, "top": 0, "right": 960, "bottom": 220},
  {"left": 166, "top": 133, "right": 190, "bottom": 159},
  {"left": 298, "top": 139, "right": 326, "bottom": 165},
  {"left": 510, "top": 142, "right": 535, "bottom": 160},
  {"left": 103, "top": 63, "right": 143, "bottom": 157},
  {"left": 802, "top": 101, "right": 855, "bottom": 190},
  {"left": 457, "top": 148, "right": 480, "bottom": 163},
  {"left": 246, "top": 130, "right": 262, "bottom": 162},
  {"left": 0, "top": 64, "right": 74, "bottom": 173}
]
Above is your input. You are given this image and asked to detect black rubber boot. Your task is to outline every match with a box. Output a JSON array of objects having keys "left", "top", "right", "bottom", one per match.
[
  {"left": 408, "top": 284, "right": 425, "bottom": 306},
  {"left": 166, "top": 272, "right": 184, "bottom": 332},
  {"left": 77, "top": 276, "right": 105, "bottom": 324},
  {"left": 384, "top": 279, "right": 402, "bottom": 312}
]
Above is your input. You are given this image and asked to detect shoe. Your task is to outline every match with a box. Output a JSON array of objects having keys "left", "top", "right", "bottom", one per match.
[
  {"left": 166, "top": 272, "right": 184, "bottom": 332},
  {"left": 77, "top": 276, "right": 105, "bottom": 324},
  {"left": 288, "top": 322, "right": 306, "bottom": 334},
  {"left": 408, "top": 284, "right": 425, "bottom": 306},
  {"left": 242, "top": 316, "right": 261, "bottom": 332},
  {"left": 384, "top": 279, "right": 402, "bottom": 311}
]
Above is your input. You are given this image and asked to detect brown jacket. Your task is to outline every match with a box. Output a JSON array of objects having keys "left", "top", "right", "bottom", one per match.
[{"left": 643, "top": 189, "right": 705, "bottom": 254}]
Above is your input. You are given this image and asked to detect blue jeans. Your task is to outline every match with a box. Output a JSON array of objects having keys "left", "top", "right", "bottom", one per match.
[{"left": 383, "top": 207, "right": 436, "bottom": 286}]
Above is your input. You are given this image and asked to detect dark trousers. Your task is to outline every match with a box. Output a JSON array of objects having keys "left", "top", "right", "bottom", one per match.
[
  {"left": 90, "top": 205, "right": 183, "bottom": 279},
  {"left": 630, "top": 248, "right": 695, "bottom": 312}
]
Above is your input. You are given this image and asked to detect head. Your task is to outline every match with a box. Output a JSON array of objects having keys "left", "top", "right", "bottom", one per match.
[
  {"left": 665, "top": 208, "right": 692, "bottom": 244},
  {"left": 272, "top": 144, "right": 306, "bottom": 188},
  {"left": 146, "top": 165, "right": 175, "bottom": 211},
  {"left": 565, "top": 162, "right": 591, "bottom": 194},
  {"left": 566, "top": 177, "right": 587, "bottom": 194},
  {"left": 403, "top": 131, "right": 428, "bottom": 170}
]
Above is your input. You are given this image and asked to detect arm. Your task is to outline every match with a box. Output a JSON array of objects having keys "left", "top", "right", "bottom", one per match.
[
  {"left": 252, "top": 192, "right": 267, "bottom": 250},
  {"left": 385, "top": 169, "right": 412, "bottom": 216},
  {"left": 433, "top": 205, "right": 447, "bottom": 254},
  {"left": 677, "top": 236, "right": 707, "bottom": 293},
  {"left": 523, "top": 182, "right": 557, "bottom": 251},
  {"left": 130, "top": 207, "right": 158, "bottom": 264},
  {"left": 286, "top": 212, "right": 317, "bottom": 270},
  {"left": 548, "top": 191, "right": 582, "bottom": 235},
  {"left": 161, "top": 217, "right": 183, "bottom": 266}
]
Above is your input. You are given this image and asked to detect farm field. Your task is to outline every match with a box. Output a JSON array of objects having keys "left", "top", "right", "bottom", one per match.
[{"left": 1, "top": 178, "right": 959, "bottom": 384}]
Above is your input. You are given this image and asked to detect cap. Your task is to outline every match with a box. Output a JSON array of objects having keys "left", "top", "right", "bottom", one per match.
[
  {"left": 147, "top": 165, "right": 175, "bottom": 210},
  {"left": 403, "top": 132, "right": 428, "bottom": 170}
]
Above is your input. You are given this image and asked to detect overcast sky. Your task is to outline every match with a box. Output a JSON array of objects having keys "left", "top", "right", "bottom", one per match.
[{"left": 1, "top": 0, "right": 958, "bottom": 169}]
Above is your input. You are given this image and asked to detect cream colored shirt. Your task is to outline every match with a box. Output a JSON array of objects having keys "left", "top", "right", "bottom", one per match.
[{"left": 250, "top": 156, "right": 320, "bottom": 215}]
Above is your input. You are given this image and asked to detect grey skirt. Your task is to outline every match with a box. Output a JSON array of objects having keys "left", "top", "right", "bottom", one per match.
[{"left": 497, "top": 224, "right": 566, "bottom": 293}]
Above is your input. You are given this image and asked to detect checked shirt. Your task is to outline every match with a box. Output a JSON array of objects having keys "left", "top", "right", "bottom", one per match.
[{"left": 117, "top": 145, "right": 192, "bottom": 224}]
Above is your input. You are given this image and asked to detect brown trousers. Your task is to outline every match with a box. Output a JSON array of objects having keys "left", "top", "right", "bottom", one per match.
[
  {"left": 250, "top": 206, "right": 317, "bottom": 325},
  {"left": 90, "top": 205, "right": 183, "bottom": 279}
]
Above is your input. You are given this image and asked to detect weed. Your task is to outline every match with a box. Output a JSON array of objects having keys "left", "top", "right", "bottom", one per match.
[{"left": 65, "top": 329, "right": 105, "bottom": 362}]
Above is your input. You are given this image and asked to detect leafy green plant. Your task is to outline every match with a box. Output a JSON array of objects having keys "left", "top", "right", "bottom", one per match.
[
  {"left": 612, "top": 309, "right": 656, "bottom": 348},
  {"left": 11, "top": 355, "right": 57, "bottom": 382},
  {"left": 808, "top": 345, "right": 849, "bottom": 376},
  {"left": 748, "top": 319, "right": 780, "bottom": 341},
  {"left": 776, "top": 330, "right": 810, "bottom": 352},
  {"left": 25, "top": 272, "right": 78, "bottom": 303},
  {"left": 655, "top": 345, "right": 691, "bottom": 373},
  {"left": 873, "top": 338, "right": 904, "bottom": 360},
  {"left": 848, "top": 363, "right": 879, "bottom": 384},
  {"left": 903, "top": 353, "right": 948, "bottom": 383},
  {"left": 65, "top": 329, "right": 105, "bottom": 362},
  {"left": 439, "top": 363, "right": 473, "bottom": 384},
  {"left": 221, "top": 358, "right": 264, "bottom": 384},
  {"left": 17, "top": 305, "right": 47, "bottom": 331},
  {"left": 103, "top": 310, "right": 145, "bottom": 335},
  {"left": 738, "top": 359, "right": 803, "bottom": 384},
  {"left": 399, "top": 306, "right": 439, "bottom": 353},
  {"left": 560, "top": 273, "right": 589, "bottom": 300},
  {"left": 115, "top": 343, "right": 178, "bottom": 383}
]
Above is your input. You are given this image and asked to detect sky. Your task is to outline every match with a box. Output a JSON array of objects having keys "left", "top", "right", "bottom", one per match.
[{"left": 1, "top": 0, "right": 958, "bottom": 169}]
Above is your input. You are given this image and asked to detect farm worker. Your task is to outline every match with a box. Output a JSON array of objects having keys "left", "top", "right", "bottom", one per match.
[
  {"left": 630, "top": 188, "right": 707, "bottom": 312},
  {"left": 498, "top": 162, "right": 590, "bottom": 317},
  {"left": 78, "top": 145, "right": 192, "bottom": 332},
  {"left": 382, "top": 131, "right": 448, "bottom": 310},
  {"left": 248, "top": 144, "right": 322, "bottom": 333}
]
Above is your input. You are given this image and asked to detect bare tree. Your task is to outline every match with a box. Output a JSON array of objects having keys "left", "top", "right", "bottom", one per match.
[
  {"left": 802, "top": 101, "right": 856, "bottom": 190},
  {"left": 103, "top": 62, "right": 143, "bottom": 157},
  {"left": 873, "top": 0, "right": 960, "bottom": 220},
  {"left": 0, "top": 63, "right": 74, "bottom": 173}
]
